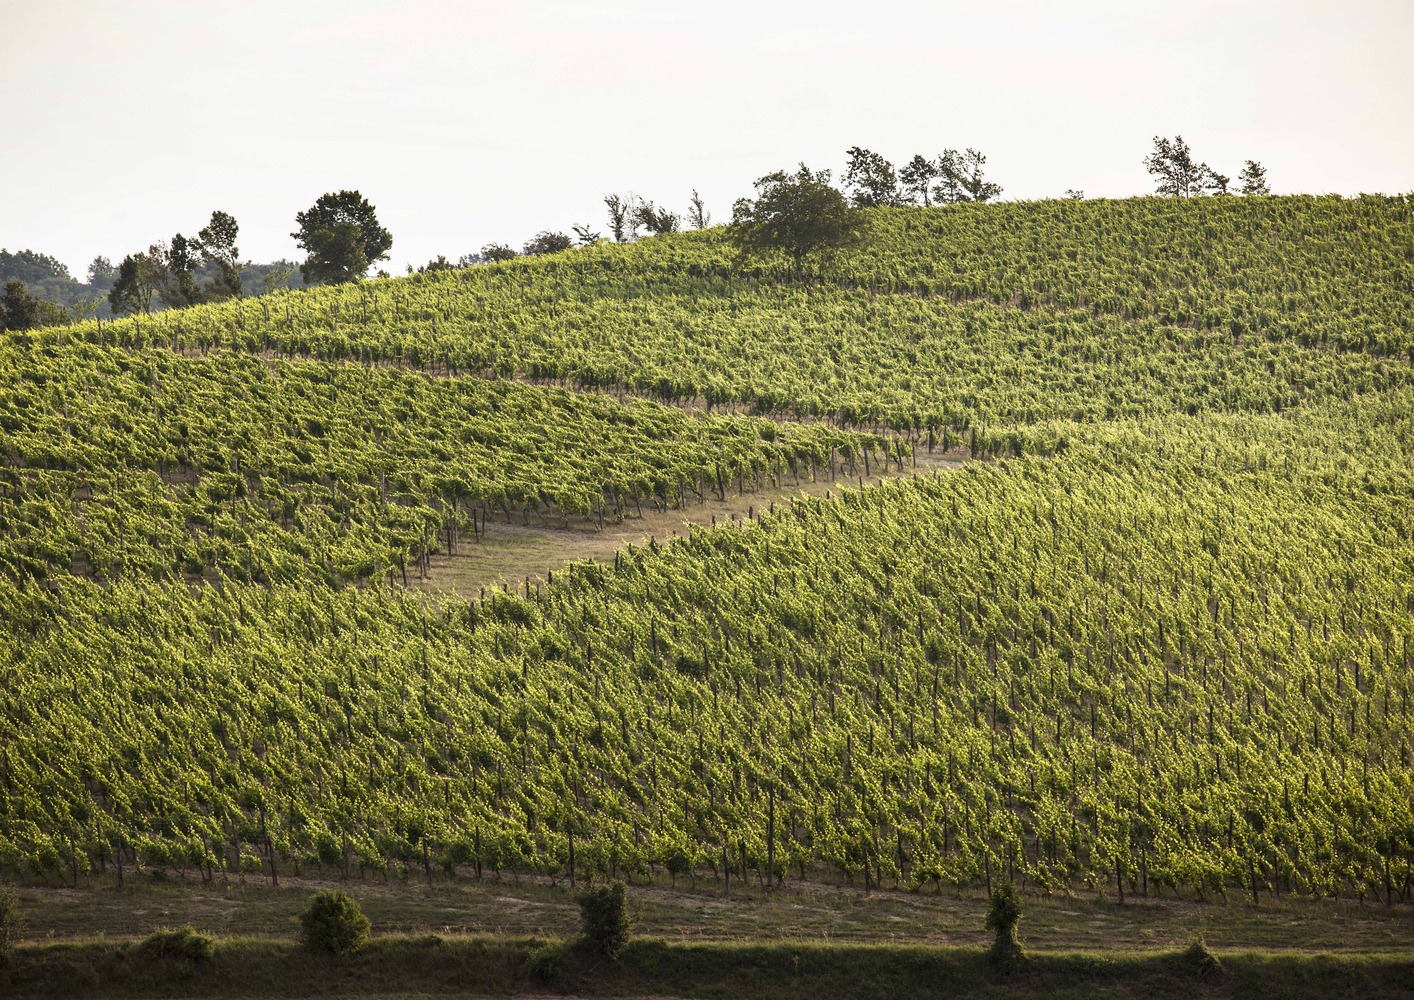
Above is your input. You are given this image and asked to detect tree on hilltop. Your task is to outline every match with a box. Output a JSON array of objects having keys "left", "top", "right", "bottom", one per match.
[
  {"left": 729, "top": 164, "right": 860, "bottom": 279},
  {"left": 292, "top": 190, "right": 392, "bottom": 285},
  {"left": 196, "top": 210, "right": 243, "bottom": 299},
  {"left": 1, "top": 280, "right": 39, "bottom": 331},
  {"left": 1239, "top": 160, "right": 1271, "bottom": 195},
  {"left": 844, "top": 146, "right": 903, "bottom": 207},
  {"left": 634, "top": 200, "right": 681, "bottom": 236},
  {"left": 1145, "top": 135, "right": 1231, "bottom": 198},
  {"left": 604, "top": 193, "right": 637, "bottom": 243},
  {"left": 480, "top": 243, "right": 519, "bottom": 262},
  {"left": 687, "top": 190, "right": 711, "bottom": 229},
  {"left": 108, "top": 253, "right": 160, "bottom": 315},
  {"left": 935, "top": 148, "right": 1002, "bottom": 203},
  {"left": 523, "top": 231, "right": 574, "bottom": 256},
  {"left": 152, "top": 235, "right": 203, "bottom": 308},
  {"left": 900, "top": 154, "right": 940, "bottom": 206}
]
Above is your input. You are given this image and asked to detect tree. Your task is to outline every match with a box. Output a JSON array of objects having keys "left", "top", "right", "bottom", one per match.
[
  {"left": 0, "top": 249, "right": 69, "bottom": 287},
  {"left": 523, "top": 231, "right": 574, "bottom": 256},
  {"left": 1204, "top": 168, "right": 1232, "bottom": 195},
  {"left": 196, "top": 210, "right": 242, "bottom": 300},
  {"left": 844, "top": 146, "right": 902, "bottom": 207},
  {"left": 571, "top": 224, "right": 602, "bottom": 245},
  {"left": 1144, "top": 135, "right": 1211, "bottom": 198},
  {"left": 256, "top": 261, "right": 299, "bottom": 296},
  {"left": 900, "top": 155, "right": 939, "bottom": 206},
  {"left": 935, "top": 148, "right": 1002, "bottom": 204},
  {"left": 108, "top": 253, "right": 157, "bottom": 315},
  {"left": 481, "top": 243, "right": 518, "bottom": 262},
  {"left": 1, "top": 280, "right": 38, "bottom": 331},
  {"left": 1, "top": 279, "right": 70, "bottom": 330},
  {"left": 634, "top": 200, "right": 681, "bottom": 236},
  {"left": 604, "top": 194, "right": 635, "bottom": 243},
  {"left": 1239, "top": 160, "right": 1270, "bottom": 196},
  {"left": 418, "top": 255, "right": 455, "bottom": 273},
  {"left": 292, "top": 190, "right": 392, "bottom": 285},
  {"left": 1064, "top": 188, "right": 1085, "bottom": 200},
  {"left": 687, "top": 190, "right": 711, "bottom": 229},
  {"left": 86, "top": 256, "right": 117, "bottom": 292},
  {"left": 730, "top": 164, "right": 861, "bottom": 279},
  {"left": 151, "top": 236, "right": 202, "bottom": 308}
]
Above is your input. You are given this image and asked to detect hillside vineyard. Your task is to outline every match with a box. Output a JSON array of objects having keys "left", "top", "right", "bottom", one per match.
[{"left": 2, "top": 196, "right": 1412, "bottom": 903}]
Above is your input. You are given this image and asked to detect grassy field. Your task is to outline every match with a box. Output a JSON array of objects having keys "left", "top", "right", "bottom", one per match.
[
  {"left": 12, "top": 865, "right": 1412, "bottom": 996},
  {"left": 6, "top": 932, "right": 1413, "bottom": 999},
  {"left": 11, "top": 868, "right": 1414, "bottom": 952}
]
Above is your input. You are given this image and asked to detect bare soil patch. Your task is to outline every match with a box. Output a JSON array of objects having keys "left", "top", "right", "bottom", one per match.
[{"left": 412, "top": 453, "right": 968, "bottom": 597}]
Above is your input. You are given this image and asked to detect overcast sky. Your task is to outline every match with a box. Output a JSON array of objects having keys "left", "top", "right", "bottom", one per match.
[{"left": 3, "top": 0, "right": 1412, "bottom": 278}]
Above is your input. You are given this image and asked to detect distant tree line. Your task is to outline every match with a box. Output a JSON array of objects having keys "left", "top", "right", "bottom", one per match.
[
  {"left": 1144, "top": 135, "right": 1269, "bottom": 197},
  {"left": 2, "top": 139, "right": 1277, "bottom": 330},
  {"left": 843, "top": 146, "right": 1003, "bottom": 207}
]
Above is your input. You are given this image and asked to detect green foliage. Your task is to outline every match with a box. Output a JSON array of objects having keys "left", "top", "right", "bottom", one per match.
[
  {"left": 1, "top": 279, "right": 39, "bottom": 332},
  {"left": 524, "top": 939, "right": 566, "bottom": 981},
  {"left": 299, "top": 890, "right": 370, "bottom": 956},
  {"left": 108, "top": 253, "right": 154, "bottom": 315},
  {"left": 0, "top": 339, "right": 875, "bottom": 585},
  {"left": 0, "top": 195, "right": 1410, "bottom": 911},
  {"left": 522, "top": 231, "right": 574, "bottom": 256},
  {"left": 1177, "top": 934, "right": 1221, "bottom": 975},
  {"left": 196, "top": 211, "right": 243, "bottom": 301},
  {"left": 292, "top": 190, "right": 393, "bottom": 286},
  {"left": 1240, "top": 161, "right": 1271, "bottom": 197},
  {"left": 0, "top": 882, "right": 22, "bottom": 965},
  {"left": 137, "top": 926, "right": 215, "bottom": 962},
  {"left": 730, "top": 164, "right": 860, "bottom": 277},
  {"left": 985, "top": 884, "right": 1022, "bottom": 963},
  {"left": 577, "top": 881, "right": 632, "bottom": 959},
  {"left": 480, "top": 243, "right": 518, "bottom": 262},
  {"left": 844, "top": 147, "right": 902, "bottom": 208}
]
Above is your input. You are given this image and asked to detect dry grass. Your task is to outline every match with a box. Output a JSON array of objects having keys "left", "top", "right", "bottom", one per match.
[{"left": 12, "top": 869, "right": 1413, "bottom": 956}]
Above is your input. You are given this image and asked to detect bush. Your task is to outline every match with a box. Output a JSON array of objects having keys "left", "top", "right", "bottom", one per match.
[
  {"left": 1178, "top": 934, "right": 1222, "bottom": 976},
  {"left": 985, "top": 883, "right": 1023, "bottom": 965},
  {"left": 299, "top": 890, "right": 371, "bottom": 956},
  {"left": 0, "top": 882, "right": 22, "bottom": 966},
  {"left": 576, "top": 880, "right": 632, "bottom": 959},
  {"left": 524, "top": 939, "right": 566, "bottom": 981},
  {"left": 138, "top": 927, "right": 216, "bottom": 962}
]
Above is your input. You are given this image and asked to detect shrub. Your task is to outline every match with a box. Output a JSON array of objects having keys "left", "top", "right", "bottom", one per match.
[
  {"left": 1178, "top": 934, "right": 1222, "bottom": 976},
  {"left": 0, "top": 882, "right": 22, "bottom": 966},
  {"left": 138, "top": 927, "right": 216, "bottom": 962},
  {"left": 524, "top": 939, "right": 566, "bottom": 981},
  {"left": 576, "top": 880, "right": 632, "bottom": 959},
  {"left": 985, "top": 883, "right": 1023, "bottom": 965},
  {"left": 299, "top": 890, "right": 371, "bottom": 956}
]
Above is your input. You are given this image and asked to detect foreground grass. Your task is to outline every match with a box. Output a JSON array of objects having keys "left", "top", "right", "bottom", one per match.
[
  {"left": 4, "top": 934, "right": 1413, "bottom": 999},
  {"left": 16, "top": 872, "right": 1414, "bottom": 954}
]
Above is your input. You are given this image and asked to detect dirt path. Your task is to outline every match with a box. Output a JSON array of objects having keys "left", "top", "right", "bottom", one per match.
[{"left": 413, "top": 453, "right": 969, "bottom": 597}]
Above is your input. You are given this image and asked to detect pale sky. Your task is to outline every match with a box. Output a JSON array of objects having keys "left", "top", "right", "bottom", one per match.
[{"left": 3, "top": 0, "right": 1412, "bottom": 279}]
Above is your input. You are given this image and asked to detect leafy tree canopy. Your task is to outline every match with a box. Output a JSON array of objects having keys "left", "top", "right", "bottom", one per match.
[
  {"left": 523, "top": 231, "right": 574, "bottom": 256},
  {"left": 844, "top": 146, "right": 903, "bottom": 207},
  {"left": 730, "top": 165, "right": 861, "bottom": 278},
  {"left": 292, "top": 190, "right": 392, "bottom": 286}
]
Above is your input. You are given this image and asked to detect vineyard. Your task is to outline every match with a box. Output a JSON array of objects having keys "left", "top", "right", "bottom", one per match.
[{"left": 2, "top": 195, "right": 1413, "bottom": 912}]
